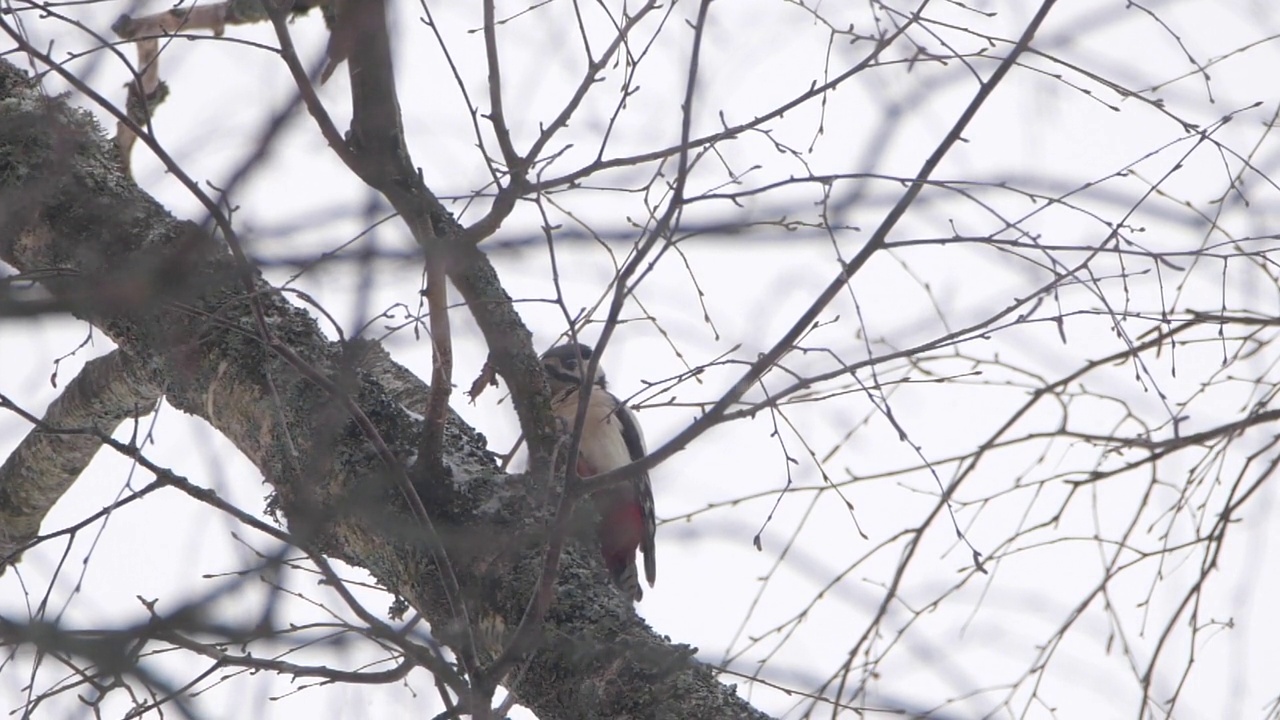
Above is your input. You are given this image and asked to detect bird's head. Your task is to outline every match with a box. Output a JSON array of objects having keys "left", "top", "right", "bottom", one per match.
[{"left": 541, "top": 342, "right": 606, "bottom": 393}]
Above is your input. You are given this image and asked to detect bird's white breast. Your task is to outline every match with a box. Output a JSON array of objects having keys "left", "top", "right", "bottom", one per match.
[{"left": 554, "top": 390, "right": 634, "bottom": 475}]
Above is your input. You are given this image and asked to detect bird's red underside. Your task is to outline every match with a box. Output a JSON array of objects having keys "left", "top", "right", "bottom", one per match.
[{"left": 579, "top": 458, "right": 644, "bottom": 578}]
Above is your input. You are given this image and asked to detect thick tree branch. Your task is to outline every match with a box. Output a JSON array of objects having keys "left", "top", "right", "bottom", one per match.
[
  {"left": 266, "top": 0, "right": 557, "bottom": 480},
  {"left": 0, "top": 60, "right": 771, "bottom": 720},
  {"left": 0, "top": 350, "right": 161, "bottom": 569}
]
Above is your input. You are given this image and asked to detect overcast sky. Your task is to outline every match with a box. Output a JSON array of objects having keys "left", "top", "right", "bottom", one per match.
[{"left": 4, "top": 1, "right": 1280, "bottom": 718}]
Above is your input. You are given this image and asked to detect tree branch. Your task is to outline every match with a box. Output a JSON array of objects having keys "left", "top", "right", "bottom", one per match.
[
  {"left": 0, "top": 350, "right": 161, "bottom": 570},
  {"left": 0, "top": 59, "right": 772, "bottom": 720}
]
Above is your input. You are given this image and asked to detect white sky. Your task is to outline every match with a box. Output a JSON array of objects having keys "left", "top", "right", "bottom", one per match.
[{"left": 4, "top": 0, "right": 1280, "bottom": 718}]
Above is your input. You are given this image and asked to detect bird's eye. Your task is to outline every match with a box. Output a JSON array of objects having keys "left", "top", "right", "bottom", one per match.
[{"left": 562, "top": 358, "right": 578, "bottom": 371}]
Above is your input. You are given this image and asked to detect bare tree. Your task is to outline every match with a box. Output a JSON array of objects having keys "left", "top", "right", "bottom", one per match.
[{"left": 2, "top": 0, "right": 1279, "bottom": 718}]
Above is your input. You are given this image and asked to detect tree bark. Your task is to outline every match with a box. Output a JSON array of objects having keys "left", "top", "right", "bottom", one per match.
[{"left": 0, "top": 60, "right": 771, "bottom": 720}]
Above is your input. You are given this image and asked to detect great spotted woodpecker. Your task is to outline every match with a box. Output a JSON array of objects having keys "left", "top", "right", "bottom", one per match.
[{"left": 541, "top": 342, "right": 656, "bottom": 601}]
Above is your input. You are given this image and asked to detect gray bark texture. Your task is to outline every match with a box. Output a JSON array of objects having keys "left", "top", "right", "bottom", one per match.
[
  {"left": 0, "top": 60, "right": 772, "bottom": 719},
  {"left": 0, "top": 350, "right": 161, "bottom": 566}
]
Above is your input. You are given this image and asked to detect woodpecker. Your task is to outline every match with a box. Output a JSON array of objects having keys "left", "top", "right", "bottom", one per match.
[{"left": 541, "top": 342, "right": 656, "bottom": 601}]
